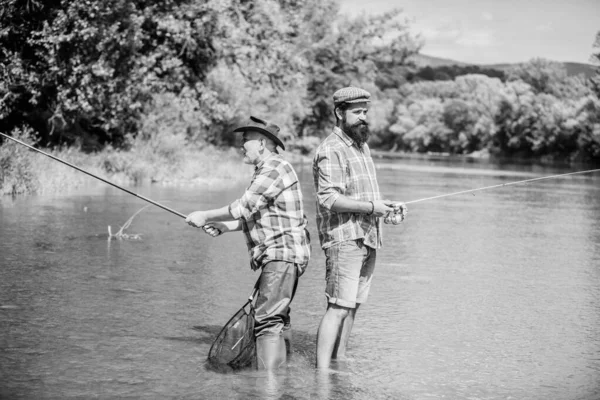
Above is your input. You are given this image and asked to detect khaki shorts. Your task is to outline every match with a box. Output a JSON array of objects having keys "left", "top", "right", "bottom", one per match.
[{"left": 323, "top": 239, "right": 377, "bottom": 308}]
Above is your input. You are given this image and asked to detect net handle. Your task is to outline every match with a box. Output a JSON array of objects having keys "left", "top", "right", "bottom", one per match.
[{"left": 248, "top": 276, "right": 261, "bottom": 303}]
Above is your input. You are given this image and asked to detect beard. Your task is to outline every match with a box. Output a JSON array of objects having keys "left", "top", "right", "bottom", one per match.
[{"left": 342, "top": 118, "right": 370, "bottom": 147}]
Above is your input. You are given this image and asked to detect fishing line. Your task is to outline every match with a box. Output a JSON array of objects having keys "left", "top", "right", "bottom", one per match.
[
  {"left": 0, "top": 132, "right": 186, "bottom": 218},
  {"left": 404, "top": 168, "right": 600, "bottom": 205}
]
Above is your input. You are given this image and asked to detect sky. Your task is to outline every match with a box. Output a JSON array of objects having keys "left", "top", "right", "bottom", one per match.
[{"left": 338, "top": 0, "right": 600, "bottom": 65}]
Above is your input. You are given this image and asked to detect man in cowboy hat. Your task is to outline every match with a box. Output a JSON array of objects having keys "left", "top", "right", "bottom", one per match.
[
  {"left": 312, "top": 87, "right": 406, "bottom": 369},
  {"left": 186, "top": 116, "right": 311, "bottom": 371}
]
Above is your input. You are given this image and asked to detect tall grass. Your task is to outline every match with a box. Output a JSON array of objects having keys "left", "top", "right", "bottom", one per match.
[{"left": 0, "top": 126, "right": 251, "bottom": 196}]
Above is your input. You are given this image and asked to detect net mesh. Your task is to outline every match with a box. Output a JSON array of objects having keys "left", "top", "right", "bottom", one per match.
[{"left": 207, "top": 298, "right": 256, "bottom": 370}]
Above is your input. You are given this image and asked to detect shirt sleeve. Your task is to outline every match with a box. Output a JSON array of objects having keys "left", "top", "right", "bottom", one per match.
[
  {"left": 314, "top": 146, "right": 345, "bottom": 210},
  {"left": 229, "top": 161, "right": 285, "bottom": 221}
]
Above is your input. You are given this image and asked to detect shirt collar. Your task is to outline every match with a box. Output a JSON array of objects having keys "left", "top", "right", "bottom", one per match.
[
  {"left": 255, "top": 152, "right": 279, "bottom": 170},
  {"left": 333, "top": 126, "right": 355, "bottom": 147},
  {"left": 333, "top": 126, "right": 365, "bottom": 150}
]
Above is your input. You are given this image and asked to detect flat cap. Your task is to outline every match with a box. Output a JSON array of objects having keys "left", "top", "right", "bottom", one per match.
[{"left": 333, "top": 87, "right": 371, "bottom": 106}]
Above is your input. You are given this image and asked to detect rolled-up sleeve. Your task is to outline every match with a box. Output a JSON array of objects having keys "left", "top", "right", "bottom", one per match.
[
  {"left": 314, "top": 147, "right": 345, "bottom": 210},
  {"left": 229, "top": 164, "right": 282, "bottom": 221}
]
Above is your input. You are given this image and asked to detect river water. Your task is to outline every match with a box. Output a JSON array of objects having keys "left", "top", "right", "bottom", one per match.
[{"left": 1, "top": 157, "right": 599, "bottom": 400}]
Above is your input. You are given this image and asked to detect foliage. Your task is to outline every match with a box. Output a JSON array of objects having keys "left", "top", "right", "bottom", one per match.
[
  {"left": 589, "top": 30, "right": 600, "bottom": 96},
  {"left": 506, "top": 58, "right": 569, "bottom": 96},
  {"left": 300, "top": 8, "right": 421, "bottom": 136},
  {"left": 375, "top": 61, "right": 600, "bottom": 163},
  {"left": 410, "top": 64, "right": 506, "bottom": 82},
  {"left": 286, "top": 136, "right": 322, "bottom": 156},
  {"left": 0, "top": 127, "right": 250, "bottom": 194},
  {"left": 0, "top": 126, "right": 40, "bottom": 194},
  {"left": 1, "top": 0, "right": 224, "bottom": 148}
]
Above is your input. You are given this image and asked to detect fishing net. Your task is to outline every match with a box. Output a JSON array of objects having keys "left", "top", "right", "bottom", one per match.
[{"left": 207, "top": 285, "right": 259, "bottom": 370}]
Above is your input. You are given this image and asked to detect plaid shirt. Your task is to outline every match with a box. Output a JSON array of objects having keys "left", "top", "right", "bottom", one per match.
[
  {"left": 313, "top": 126, "right": 382, "bottom": 250},
  {"left": 229, "top": 153, "right": 310, "bottom": 271}
]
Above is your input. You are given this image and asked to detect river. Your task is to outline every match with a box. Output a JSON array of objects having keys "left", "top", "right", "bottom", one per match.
[{"left": 1, "top": 157, "right": 599, "bottom": 399}]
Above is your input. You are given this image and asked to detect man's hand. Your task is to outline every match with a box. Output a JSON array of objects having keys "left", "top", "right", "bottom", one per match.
[
  {"left": 371, "top": 200, "right": 395, "bottom": 218},
  {"left": 202, "top": 222, "right": 227, "bottom": 237},
  {"left": 185, "top": 211, "right": 207, "bottom": 228},
  {"left": 384, "top": 202, "right": 407, "bottom": 225}
]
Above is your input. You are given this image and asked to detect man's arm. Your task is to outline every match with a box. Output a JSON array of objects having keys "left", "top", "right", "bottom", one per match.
[
  {"left": 186, "top": 205, "right": 233, "bottom": 228},
  {"left": 330, "top": 195, "right": 395, "bottom": 218},
  {"left": 186, "top": 162, "right": 284, "bottom": 230},
  {"left": 314, "top": 148, "right": 394, "bottom": 217}
]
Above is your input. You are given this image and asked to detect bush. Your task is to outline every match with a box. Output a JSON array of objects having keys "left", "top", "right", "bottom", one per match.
[
  {"left": 287, "top": 136, "right": 322, "bottom": 155},
  {"left": 0, "top": 127, "right": 40, "bottom": 195}
]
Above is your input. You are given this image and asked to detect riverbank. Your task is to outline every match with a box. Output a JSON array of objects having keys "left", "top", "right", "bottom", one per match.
[
  {"left": 0, "top": 136, "right": 312, "bottom": 196},
  {"left": 0, "top": 140, "right": 246, "bottom": 196},
  {"left": 370, "top": 148, "right": 600, "bottom": 170},
  {"left": 5, "top": 135, "right": 593, "bottom": 197}
]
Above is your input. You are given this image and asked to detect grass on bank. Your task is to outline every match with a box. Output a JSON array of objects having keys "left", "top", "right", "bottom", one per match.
[{"left": 0, "top": 128, "right": 253, "bottom": 196}]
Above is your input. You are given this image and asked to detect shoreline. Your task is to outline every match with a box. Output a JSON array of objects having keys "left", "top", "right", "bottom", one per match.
[
  {"left": 0, "top": 143, "right": 315, "bottom": 197},
  {"left": 2, "top": 142, "right": 596, "bottom": 197},
  {"left": 370, "top": 149, "right": 599, "bottom": 169}
]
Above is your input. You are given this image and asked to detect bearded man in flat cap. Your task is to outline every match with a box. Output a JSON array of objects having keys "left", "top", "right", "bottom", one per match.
[
  {"left": 312, "top": 87, "right": 406, "bottom": 369},
  {"left": 186, "top": 116, "right": 310, "bottom": 371}
]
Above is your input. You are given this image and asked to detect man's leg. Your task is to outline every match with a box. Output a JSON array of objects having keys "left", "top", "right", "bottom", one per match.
[
  {"left": 316, "top": 240, "right": 366, "bottom": 369},
  {"left": 319, "top": 240, "right": 377, "bottom": 367},
  {"left": 254, "top": 261, "right": 298, "bottom": 371},
  {"left": 332, "top": 303, "right": 360, "bottom": 360},
  {"left": 316, "top": 303, "right": 350, "bottom": 369}
]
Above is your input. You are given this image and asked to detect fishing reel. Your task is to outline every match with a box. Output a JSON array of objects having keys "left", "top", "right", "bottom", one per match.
[{"left": 384, "top": 203, "right": 407, "bottom": 225}]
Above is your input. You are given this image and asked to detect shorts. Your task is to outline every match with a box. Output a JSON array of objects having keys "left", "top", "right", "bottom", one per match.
[
  {"left": 323, "top": 239, "right": 377, "bottom": 308},
  {"left": 254, "top": 261, "right": 300, "bottom": 338}
]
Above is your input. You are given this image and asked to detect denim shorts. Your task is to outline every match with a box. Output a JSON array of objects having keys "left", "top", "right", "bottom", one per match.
[
  {"left": 254, "top": 261, "right": 299, "bottom": 337},
  {"left": 323, "top": 239, "right": 377, "bottom": 308}
]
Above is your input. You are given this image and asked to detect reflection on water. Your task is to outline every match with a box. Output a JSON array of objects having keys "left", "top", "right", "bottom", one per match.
[{"left": 1, "top": 159, "right": 599, "bottom": 399}]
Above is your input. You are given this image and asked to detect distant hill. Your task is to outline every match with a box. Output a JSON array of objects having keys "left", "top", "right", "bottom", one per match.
[
  {"left": 413, "top": 54, "right": 469, "bottom": 67},
  {"left": 413, "top": 54, "right": 597, "bottom": 78}
]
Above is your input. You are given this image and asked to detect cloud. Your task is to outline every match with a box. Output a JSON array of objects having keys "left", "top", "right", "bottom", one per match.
[
  {"left": 411, "top": 19, "right": 461, "bottom": 42},
  {"left": 417, "top": 26, "right": 462, "bottom": 41},
  {"left": 535, "top": 23, "right": 552, "bottom": 32},
  {"left": 481, "top": 12, "right": 494, "bottom": 21},
  {"left": 455, "top": 30, "right": 494, "bottom": 47},
  {"left": 412, "top": 19, "right": 494, "bottom": 49}
]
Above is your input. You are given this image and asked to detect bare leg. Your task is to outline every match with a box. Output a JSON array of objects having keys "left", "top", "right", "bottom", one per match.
[
  {"left": 316, "top": 303, "right": 350, "bottom": 369},
  {"left": 332, "top": 303, "right": 359, "bottom": 360}
]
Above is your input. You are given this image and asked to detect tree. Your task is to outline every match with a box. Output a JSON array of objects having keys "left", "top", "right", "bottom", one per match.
[
  {"left": 506, "top": 58, "right": 568, "bottom": 95},
  {"left": 300, "top": 8, "right": 421, "bottom": 136},
  {"left": 0, "top": 0, "right": 221, "bottom": 148},
  {"left": 0, "top": 0, "right": 333, "bottom": 148},
  {"left": 590, "top": 31, "right": 600, "bottom": 98}
]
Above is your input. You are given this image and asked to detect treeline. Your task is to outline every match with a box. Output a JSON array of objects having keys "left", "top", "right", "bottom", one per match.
[
  {"left": 1, "top": 0, "right": 419, "bottom": 148},
  {"left": 1, "top": 0, "right": 600, "bottom": 163},
  {"left": 375, "top": 58, "right": 600, "bottom": 162},
  {"left": 409, "top": 65, "right": 506, "bottom": 83}
]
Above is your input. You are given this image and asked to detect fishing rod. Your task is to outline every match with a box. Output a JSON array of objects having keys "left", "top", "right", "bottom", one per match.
[
  {"left": 0, "top": 132, "right": 187, "bottom": 219},
  {"left": 404, "top": 168, "right": 600, "bottom": 205}
]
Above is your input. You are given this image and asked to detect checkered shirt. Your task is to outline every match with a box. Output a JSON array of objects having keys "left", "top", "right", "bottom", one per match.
[
  {"left": 312, "top": 127, "right": 382, "bottom": 250},
  {"left": 229, "top": 153, "right": 311, "bottom": 271}
]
